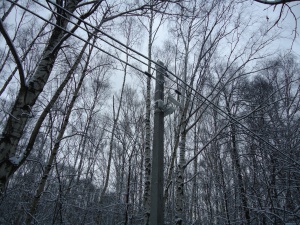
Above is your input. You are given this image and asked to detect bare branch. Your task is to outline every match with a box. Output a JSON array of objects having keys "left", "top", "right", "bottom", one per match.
[
  {"left": 0, "top": 20, "right": 26, "bottom": 89},
  {"left": 254, "top": 0, "right": 300, "bottom": 5},
  {"left": 286, "top": 4, "right": 299, "bottom": 49},
  {"left": 1, "top": 0, "right": 19, "bottom": 21}
]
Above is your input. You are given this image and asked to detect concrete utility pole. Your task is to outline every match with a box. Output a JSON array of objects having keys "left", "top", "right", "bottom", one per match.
[{"left": 149, "top": 61, "right": 165, "bottom": 225}]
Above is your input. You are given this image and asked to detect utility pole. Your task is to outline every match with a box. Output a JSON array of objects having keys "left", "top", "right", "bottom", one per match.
[{"left": 149, "top": 60, "right": 165, "bottom": 225}]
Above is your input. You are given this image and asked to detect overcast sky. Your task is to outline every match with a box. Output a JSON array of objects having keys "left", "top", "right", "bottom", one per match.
[
  {"left": 2, "top": 1, "right": 299, "bottom": 93},
  {"left": 252, "top": 1, "right": 300, "bottom": 55}
]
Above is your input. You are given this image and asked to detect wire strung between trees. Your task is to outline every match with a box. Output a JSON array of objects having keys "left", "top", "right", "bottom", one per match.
[
  {"left": 6, "top": 0, "right": 158, "bottom": 82},
  {"left": 44, "top": 0, "right": 164, "bottom": 70},
  {"left": 32, "top": 0, "right": 158, "bottom": 77},
  {"left": 28, "top": 0, "right": 165, "bottom": 86},
  {"left": 165, "top": 71, "right": 300, "bottom": 168},
  {"left": 7, "top": 0, "right": 300, "bottom": 168},
  {"left": 18, "top": 0, "right": 166, "bottom": 88},
  {"left": 31, "top": 0, "right": 184, "bottom": 92}
]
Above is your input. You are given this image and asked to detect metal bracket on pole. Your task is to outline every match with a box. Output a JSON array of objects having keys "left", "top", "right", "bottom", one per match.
[
  {"left": 156, "top": 99, "right": 175, "bottom": 117},
  {"left": 168, "top": 95, "right": 183, "bottom": 110}
]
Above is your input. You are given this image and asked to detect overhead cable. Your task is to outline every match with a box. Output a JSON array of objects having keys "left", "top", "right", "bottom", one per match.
[
  {"left": 7, "top": 0, "right": 299, "bottom": 167},
  {"left": 6, "top": 0, "right": 157, "bottom": 82}
]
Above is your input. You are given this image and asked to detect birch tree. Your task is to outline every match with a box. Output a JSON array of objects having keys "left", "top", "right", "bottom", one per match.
[
  {"left": 97, "top": 16, "right": 143, "bottom": 224},
  {"left": 165, "top": 1, "right": 243, "bottom": 223},
  {"left": 0, "top": 0, "right": 168, "bottom": 195},
  {"left": 159, "top": 0, "right": 278, "bottom": 223},
  {"left": 242, "top": 54, "right": 300, "bottom": 223},
  {"left": 24, "top": 33, "right": 101, "bottom": 224},
  {"left": 138, "top": 1, "right": 167, "bottom": 223},
  {"left": 0, "top": 0, "right": 96, "bottom": 194}
]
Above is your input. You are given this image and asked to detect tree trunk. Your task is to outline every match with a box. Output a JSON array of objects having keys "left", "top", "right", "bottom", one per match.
[
  {"left": 143, "top": 5, "right": 153, "bottom": 224},
  {"left": 0, "top": 0, "right": 81, "bottom": 194},
  {"left": 230, "top": 122, "right": 250, "bottom": 225},
  {"left": 25, "top": 49, "right": 89, "bottom": 224},
  {"left": 99, "top": 53, "right": 128, "bottom": 204},
  {"left": 175, "top": 130, "right": 186, "bottom": 225}
]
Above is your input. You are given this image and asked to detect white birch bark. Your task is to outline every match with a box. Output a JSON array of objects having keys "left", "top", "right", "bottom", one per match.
[
  {"left": 143, "top": 6, "right": 153, "bottom": 225},
  {"left": 175, "top": 131, "right": 186, "bottom": 225},
  {"left": 175, "top": 15, "right": 191, "bottom": 224},
  {"left": 0, "top": 0, "right": 81, "bottom": 193}
]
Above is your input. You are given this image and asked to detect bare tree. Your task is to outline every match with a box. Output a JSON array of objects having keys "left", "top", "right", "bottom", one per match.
[
  {"left": 137, "top": 1, "right": 167, "bottom": 224},
  {"left": 24, "top": 33, "right": 99, "bottom": 224},
  {"left": 0, "top": 0, "right": 98, "bottom": 193},
  {"left": 0, "top": 0, "right": 169, "bottom": 195}
]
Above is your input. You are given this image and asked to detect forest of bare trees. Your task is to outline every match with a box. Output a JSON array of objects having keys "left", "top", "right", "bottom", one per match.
[{"left": 0, "top": 0, "right": 299, "bottom": 224}]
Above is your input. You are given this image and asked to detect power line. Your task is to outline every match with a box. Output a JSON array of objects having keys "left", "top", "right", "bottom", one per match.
[
  {"left": 7, "top": 0, "right": 300, "bottom": 167},
  {"left": 23, "top": 0, "right": 166, "bottom": 85},
  {"left": 6, "top": 0, "right": 157, "bottom": 82},
  {"left": 165, "top": 72, "right": 300, "bottom": 167},
  {"left": 21, "top": 0, "right": 165, "bottom": 87},
  {"left": 39, "top": 0, "right": 171, "bottom": 91},
  {"left": 45, "top": 0, "right": 162, "bottom": 71},
  {"left": 33, "top": 0, "right": 159, "bottom": 74},
  {"left": 27, "top": 0, "right": 185, "bottom": 92}
]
